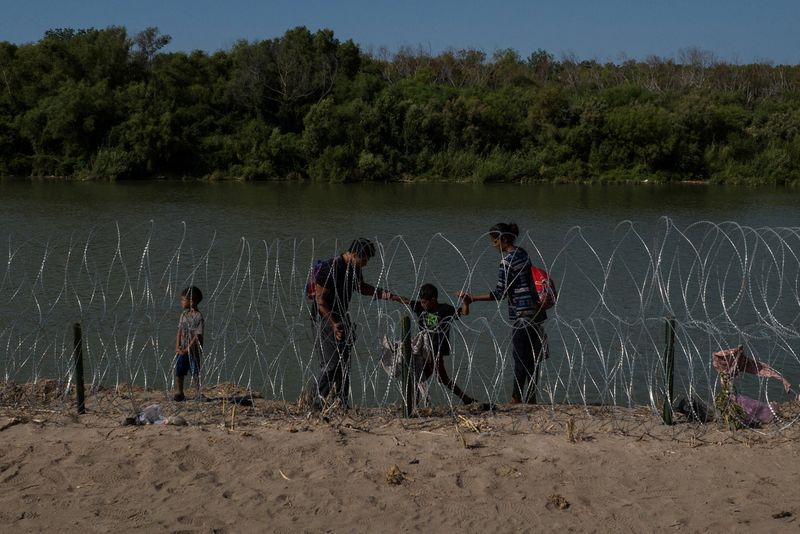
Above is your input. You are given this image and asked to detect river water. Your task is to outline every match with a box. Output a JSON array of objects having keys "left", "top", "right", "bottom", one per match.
[{"left": 1, "top": 181, "right": 799, "bottom": 408}]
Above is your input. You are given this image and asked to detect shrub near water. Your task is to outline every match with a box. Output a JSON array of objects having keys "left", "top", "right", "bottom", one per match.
[{"left": 2, "top": 27, "right": 800, "bottom": 183}]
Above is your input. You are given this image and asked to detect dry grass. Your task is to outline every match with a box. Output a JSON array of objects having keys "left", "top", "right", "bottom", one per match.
[{"left": 2, "top": 380, "right": 799, "bottom": 443}]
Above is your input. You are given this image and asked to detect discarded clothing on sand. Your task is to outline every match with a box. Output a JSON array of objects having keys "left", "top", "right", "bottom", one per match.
[
  {"left": 124, "top": 405, "right": 186, "bottom": 426},
  {"left": 380, "top": 331, "right": 434, "bottom": 405},
  {"left": 732, "top": 393, "right": 777, "bottom": 426},
  {"left": 137, "top": 404, "right": 167, "bottom": 425},
  {"left": 673, "top": 397, "right": 713, "bottom": 423},
  {"left": 712, "top": 345, "right": 795, "bottom": 425}
]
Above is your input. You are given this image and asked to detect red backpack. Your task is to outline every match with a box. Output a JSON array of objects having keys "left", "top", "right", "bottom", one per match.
[{"left": 531, "top": 265, "right": 557, "bottom": 312}]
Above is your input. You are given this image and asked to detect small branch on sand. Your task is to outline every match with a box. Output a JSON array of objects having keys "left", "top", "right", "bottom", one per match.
[{"left": 0, "top": 417, "right": 23, "bottom": 431}]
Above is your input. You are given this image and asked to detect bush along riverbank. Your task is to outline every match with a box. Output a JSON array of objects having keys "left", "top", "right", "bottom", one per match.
[{"left": 2, "top": 27, "right": 800, "bottom": 184}]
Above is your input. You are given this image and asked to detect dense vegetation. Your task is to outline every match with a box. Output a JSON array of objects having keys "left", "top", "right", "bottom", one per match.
[{"left": 1, "top": 26, "right": 799, "bottom": 183}]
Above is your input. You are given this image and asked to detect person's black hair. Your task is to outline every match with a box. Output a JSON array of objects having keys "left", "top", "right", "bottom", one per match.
[
  {"left": 181, "top": 286, "right": 203, "bottom": 304},
  {"left": 347, "top": 238, "right": 376, "bottom": 259},
  {"left": 418, "top": 283, "right": 438, "bottom": 301},
  {"left": 489, "top": 223, "right": 520, "bottom": 245}
]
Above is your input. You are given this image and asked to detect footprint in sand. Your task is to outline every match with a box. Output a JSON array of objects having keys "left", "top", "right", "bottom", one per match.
[
  {"left": 1, "top": 464, "right": 22, "bottom": 483},
  {"left": 441, "top": 501, "right": 482, "bottom": 526},
  {"left": 38, "top": 465, "right": 68, "bottom": 487},
  {"left": 175, "top": 514, "right": 194, "bottom": 525},
  {"left": 74, "top": 454, "right": 95, "bottom": 467},
  {"left": 495, "top": 499, "right": 540, "bottom": 524}
]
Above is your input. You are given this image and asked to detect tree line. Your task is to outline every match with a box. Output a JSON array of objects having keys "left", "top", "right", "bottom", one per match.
[{"left": 1, "top": 26, "right": 799, "bottom": 183}]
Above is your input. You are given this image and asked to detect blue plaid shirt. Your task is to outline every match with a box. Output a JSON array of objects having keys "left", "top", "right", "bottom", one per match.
[{"left": 489, "top": 247, "right": 543, "bottom": 321}]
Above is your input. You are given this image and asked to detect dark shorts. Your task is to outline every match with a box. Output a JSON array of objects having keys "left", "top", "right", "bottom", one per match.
[{"left": 175, "top": 352, "right": 200, "bottom": 377}]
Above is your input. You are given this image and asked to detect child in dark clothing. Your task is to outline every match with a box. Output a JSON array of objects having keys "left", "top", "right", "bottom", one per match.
[{"left": 393, "top": 283, "right": 479, "bottom": 405}]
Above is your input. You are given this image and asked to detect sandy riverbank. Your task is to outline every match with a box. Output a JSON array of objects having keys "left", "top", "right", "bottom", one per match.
[{"left": 1, "top": 384, "right": 799, "bottom": 533}]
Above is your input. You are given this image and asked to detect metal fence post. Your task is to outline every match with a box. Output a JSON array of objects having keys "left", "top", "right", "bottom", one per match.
[
  {"left": 401, "top": 316, "right": 414, "bottom": 417},
  {"left": 662, "top": 316, "right": 676, "bottom": 425}
]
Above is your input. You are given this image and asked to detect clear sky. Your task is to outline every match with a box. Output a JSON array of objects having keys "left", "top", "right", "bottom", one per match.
[{"left": 2, "top": 0, "right": 799, "bottom": 64}]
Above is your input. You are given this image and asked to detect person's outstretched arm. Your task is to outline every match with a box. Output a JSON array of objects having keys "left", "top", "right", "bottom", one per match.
[
  {"left": 457, "top": 290, "right": 497, "bottom": 303},
  {"left": 359, "top": 280, "right": 393, "bottom": 301},
  {"left": 458, "top": 259, "right": 509, "bottom": 304},
  {"left": 391, "top": 294, "right": 412, "bottom": 305}
]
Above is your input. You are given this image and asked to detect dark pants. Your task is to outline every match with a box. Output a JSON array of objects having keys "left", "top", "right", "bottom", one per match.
[
  {"left": 314, "top": 320, "right": 352, "bottom": 407},
  {"left": 511, "top": 319, "right": 544, "bottom": 403}
]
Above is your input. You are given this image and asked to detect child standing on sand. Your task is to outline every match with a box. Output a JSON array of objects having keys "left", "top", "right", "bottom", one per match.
[
  {"left": 174, "top": 286, "right": 204, "bottom": 402},
  {"left": 393, "top": 283, "right": 484, "bottom": 407}
]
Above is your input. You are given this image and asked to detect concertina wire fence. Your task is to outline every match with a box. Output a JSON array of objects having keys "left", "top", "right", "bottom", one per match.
[{"left": 1, "top": 218, "right": 799, "bottom": 429}]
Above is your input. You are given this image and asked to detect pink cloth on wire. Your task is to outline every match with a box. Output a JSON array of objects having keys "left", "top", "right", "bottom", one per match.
[{"left": 712, "top": 345, "right": 793, "bottom": 393}]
